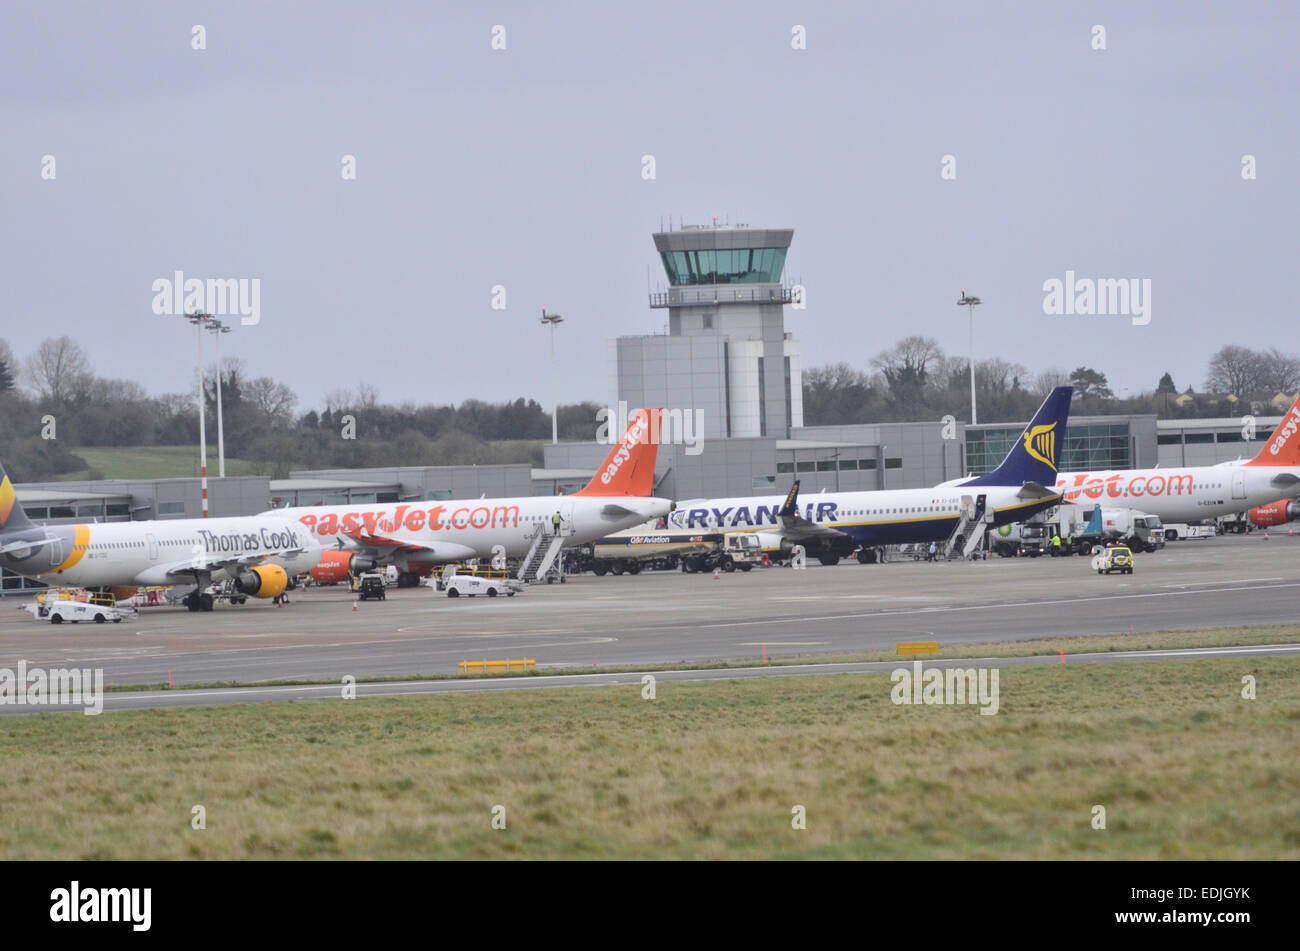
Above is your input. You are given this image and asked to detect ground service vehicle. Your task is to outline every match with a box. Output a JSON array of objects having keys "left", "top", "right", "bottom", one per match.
[
  {"left": 356, "top": 572, "right": 386, "bottom": 601},
  {"left": 1092, "top": 545, "right": 1134, "bottom": 575},
  {"left": 440, "top": 565, "right": 520, "bottom": 598},
  {"left": 24, "top": 594, "right": 134, "bottom": 624}
]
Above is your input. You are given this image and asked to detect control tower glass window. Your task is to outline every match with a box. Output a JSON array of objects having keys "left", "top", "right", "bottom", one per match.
[{"left": 660, "top": 247, "right": 788, "bottom": 286}]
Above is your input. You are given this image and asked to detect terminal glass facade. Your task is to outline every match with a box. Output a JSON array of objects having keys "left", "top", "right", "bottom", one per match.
[
  {"left": 659, "top": 248, "right": 787, "bottom": 285},
  {"left": 966, "top": 422, "right": 1131, "bottom": 475}
]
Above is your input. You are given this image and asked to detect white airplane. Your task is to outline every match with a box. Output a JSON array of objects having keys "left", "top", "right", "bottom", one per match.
[
  {"left": 281, "top": 408, "right": 673, "bottom": 583},
  {"left": 663, "top": 387, "right": 1074, "bottom": 564},
  {"left": 1051, "top": 395, "right": 1300, "bottom": 523},
  {"left": 0, "top": 457, "right": 323, "bottom": 612}
]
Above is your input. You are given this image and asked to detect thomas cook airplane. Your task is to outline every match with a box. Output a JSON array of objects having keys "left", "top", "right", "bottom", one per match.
[
  {"left": 660, "top": 386, "right": 1073, "bottom": 564},
  {"left": 0, "top": 456, "right": 324, "bottom": 611}
]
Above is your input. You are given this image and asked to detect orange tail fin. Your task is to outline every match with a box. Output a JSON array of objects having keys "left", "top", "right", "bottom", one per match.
[
  {"left": 575, "top": 408, "right": 663, "bottom": 497},
  {"left": 1247, "top": 397, "right": 1300, "bottom": 466}
]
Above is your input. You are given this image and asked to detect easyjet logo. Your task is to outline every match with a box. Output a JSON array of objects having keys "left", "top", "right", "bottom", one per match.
[
  {"left": 1269, "top": 407, "right": 1300, "bottom": 456},
  {"left": 1023, "top": 423, "right": 1058, "bottom": 469},
  {"left": 1054, "top": 472, "right": 1194, "bottom": 501},
  {"left": 600, "top": 413, "right": 650, "bottom": 485},
  {"left": 297, "top": 504, "right": 520, "bottom": 537}
]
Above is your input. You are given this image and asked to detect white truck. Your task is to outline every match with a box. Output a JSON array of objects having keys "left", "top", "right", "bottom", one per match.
[
  {"left": 24, "top": 597, "right": 135, "bottom": 624},
  {"left": 1161, "top": 521, "right": 1217, "bottom": 541},
  {"left": 439, "top": 565, "right": 523, "bottom": 598}
]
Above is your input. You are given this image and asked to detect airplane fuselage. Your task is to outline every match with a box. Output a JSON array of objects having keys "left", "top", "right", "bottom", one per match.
[
  {"left": 278, "top": 494, "right": 673, "bottom": 566},
  {"left": 1052, "top": 466, "right": 1300, "bottom": 523},
  {"left": 669, "top": 485, "right": 1055, "bottom": 546},
  {"left": 0, "top": 516, "right": 320, "bottom": 588}
]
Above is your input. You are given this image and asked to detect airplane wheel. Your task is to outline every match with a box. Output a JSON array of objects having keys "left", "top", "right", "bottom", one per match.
[
  {"left": 201, "top": 594, "right": 215, "bottom": 611},
  {"left": 818, "top": 554, "right": 841, "bottom": 566}
]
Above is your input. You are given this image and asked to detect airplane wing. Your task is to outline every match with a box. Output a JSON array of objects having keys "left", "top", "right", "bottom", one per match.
[
  {"left": 0, "top": 535, "right": 58, "bottom": 556},
  {"left": 337, "top": 530, "right": 479, "bottom": 562},
  {"left": 1016, "top": 481, "right": 1063, "bottom": 501}
]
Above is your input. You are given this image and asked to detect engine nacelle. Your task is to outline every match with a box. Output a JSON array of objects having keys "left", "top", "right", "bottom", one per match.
[
  {"left": 1249, "top": 499, "right": 1300, "bottom": 527},
  {"left": 309, "top": 550, "right": 376, "bottom": 583},
  {"left": 233, "top": 564, "right": 289, "bottom": 599}
]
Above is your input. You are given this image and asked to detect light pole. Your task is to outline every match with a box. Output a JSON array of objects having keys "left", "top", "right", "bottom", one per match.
[
  {"left": 175, "top": 311, "right": 213, "bottom": 517},
  {"left": 205, "top": 318, "right": 232, "bottom": 478},
  {"left": 541, "top": 308, "right": 564, "bottom": 444},
  {"left": 957, "top": 290, "right": 982, "bottom": 425}
]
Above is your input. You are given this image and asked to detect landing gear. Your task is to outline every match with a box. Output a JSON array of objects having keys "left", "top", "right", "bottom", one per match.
[
  {"left": 396, "top": 572, "right": 420, "bottom": 589},
  {"left": 856, "top": 548, "right": 877, "bottom": 564},
  {"left": 200, "top": 593, "right": 214, "bottom": 612},
  {"left": 818, "top": 553, "right": 841, "bottom": 566}
]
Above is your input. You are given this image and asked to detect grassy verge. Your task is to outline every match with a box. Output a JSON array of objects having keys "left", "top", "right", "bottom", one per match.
[
  {"left": 59, "top": 446, "right": 259, "bottom": 480},
  {"left": 2, "top": 657, "right": 1297, "bottom": 859},
  {"left": 107, "top": 623, "right": 1300, "bottom": 691}
]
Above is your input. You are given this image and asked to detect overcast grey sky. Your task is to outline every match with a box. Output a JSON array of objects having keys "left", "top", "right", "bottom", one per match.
[{"left": 2, "top": 1, "right": 1296, "bottom": 411}]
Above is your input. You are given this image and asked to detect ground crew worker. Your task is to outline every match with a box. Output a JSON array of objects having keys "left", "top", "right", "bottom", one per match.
[
  {"left": 1051, "top": 534, "right": 1061, "bottom": 555},
  {"left": 927, "top": 541, "right": 937, "bottom": 562},
  {"left": 552, "top": 511, "right": 562, "bottom": 535}
]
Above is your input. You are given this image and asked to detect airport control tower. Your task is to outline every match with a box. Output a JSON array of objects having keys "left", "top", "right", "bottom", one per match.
[{"left": 612, "top": 223, "right": 802, "bottom": 440}]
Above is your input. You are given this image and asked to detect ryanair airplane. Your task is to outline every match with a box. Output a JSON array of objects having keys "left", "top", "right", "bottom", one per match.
[{"left": 647, "top": 386, "right": 1073, "bottom": 565}]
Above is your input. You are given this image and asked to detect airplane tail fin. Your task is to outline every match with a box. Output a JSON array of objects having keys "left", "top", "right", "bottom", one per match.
[
  {"left": 0, "top": 458, "right": 37, "bottom": 535},
  {"left": 575, "top": 408, "right": 663, "bottom": 497},
  {"left": 778, "top": 480, "right": 800, "bottom": 518},
  {"left": 1246, "top": 396, "right": 1300, "bottom": 466},
  {"left": 963, "top": 386, "right": 1073, "bottom": 487}
]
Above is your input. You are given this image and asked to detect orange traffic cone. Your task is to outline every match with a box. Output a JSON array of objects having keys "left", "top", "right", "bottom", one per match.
[
  {"left": 352, "top": 600, "right": 358, "bottom": 611},
  {"left": 713, "top": 566, "right": 720, "bottom": 579}
]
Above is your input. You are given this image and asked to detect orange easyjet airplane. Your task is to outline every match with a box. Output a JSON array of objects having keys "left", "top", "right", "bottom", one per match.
[
  {"left": 278, "top": 408, "right": 671, "bottom": 585},
  {"left": 1053, "top": 395, "right": 1300, "bottom": 523}
]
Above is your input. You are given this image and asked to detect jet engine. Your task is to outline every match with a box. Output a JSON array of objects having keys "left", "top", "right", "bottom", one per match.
[
  {"left": 233, "top": 564, "right": 289, "bottom": 599},
  {"left": 1249, "top": 499, "right": 1300, "bottom": 527}
]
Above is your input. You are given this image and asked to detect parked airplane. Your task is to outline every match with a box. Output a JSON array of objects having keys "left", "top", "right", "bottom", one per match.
[
  {"left": 0, "top": 457, "right": 323, "bottom": 611},
  {"left": 662, "top": 387, "right": 1074, "bottom": 564},
  {"left": 1050, "top": 395, "right": 1300, "bottom": 523},
  {"left": 284, "top": 408, "right": 673, "bottom": 584}
]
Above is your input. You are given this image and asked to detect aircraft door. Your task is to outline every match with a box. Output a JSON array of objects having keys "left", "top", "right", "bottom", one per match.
[
  {"left": 960, "top": 495, "right": 975, "bottom": 519},
  {"left": 973, "top": 494, "right": 987, "bottom": 522},
  {"left": 560, "top": 499, "right": 575, "bottom": 535},
  {"left": 147, "top": 533, "right": 159, "bottom": 560},
  {"left": 1232, "top": 469, "right": 1246, "bottom": 500}
]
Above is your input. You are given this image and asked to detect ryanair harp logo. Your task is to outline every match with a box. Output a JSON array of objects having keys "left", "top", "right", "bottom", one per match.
[{"left": 1023, "top": 423, "right": 1058, "bottom": 469}]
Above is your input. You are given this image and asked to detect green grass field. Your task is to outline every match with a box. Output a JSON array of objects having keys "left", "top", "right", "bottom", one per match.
[
  {"left": 2, "top": 656, "right": 1296, "bottom": 859},
  {"left": 58, "top": 446, "right": 261, "bottom": 481}
]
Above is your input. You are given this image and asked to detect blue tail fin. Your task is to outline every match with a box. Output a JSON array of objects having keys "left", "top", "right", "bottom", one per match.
[
  {"left": 1084, "top": 503, "right": 1102, "bottom": 535},
  {"left": 962, "top": 386, "right": 1073, "bottom": 487},
  {"left": 779, "top": 480, "right": 800, "bottom": 518}
]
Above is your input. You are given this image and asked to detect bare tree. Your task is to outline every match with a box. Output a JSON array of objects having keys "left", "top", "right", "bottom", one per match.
[
  {"left": 356, "top": 382, "right": 380, "bottom": 410},
  {"left": 1030, "top": 368, "right": 1070, "bottom": 399},
  {"left": 1205, "top": 345, "right": 1264, "bottom": 400},
  {"left": 246, "top": 377, "right": 298, "bottom": 425},
  {"left": 871, "top": 336, "right": 944, "bottom": 391},
  {"left": 1259, "top": 347, "right": 1300, "bottom": 396},
  {"left": 24, "top": 336, "right": 92, "bottom": 404},
  {"left": 975, "top": 358, "right": 1028, "bottom": 395}
]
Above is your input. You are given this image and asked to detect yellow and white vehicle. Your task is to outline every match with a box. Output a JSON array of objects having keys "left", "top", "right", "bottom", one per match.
[{"left": 1091, "top": 545, "right": 1134, "bottom": 575}]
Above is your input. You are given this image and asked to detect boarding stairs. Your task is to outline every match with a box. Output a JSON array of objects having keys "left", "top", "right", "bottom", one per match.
[
  {"left": 516, "top": 522, "right": 567, "bottom": 583},
  {"left": 946, "top": 493, "right": 990, "bottom": 560}
]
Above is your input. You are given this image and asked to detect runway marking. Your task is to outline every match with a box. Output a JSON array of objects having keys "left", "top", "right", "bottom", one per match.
[
  {"left": 737, "top": 641, "right": 828, "bottom": 646},
  {"left": 700, "top": 581, "right": 1300, "bottom": 628}
]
